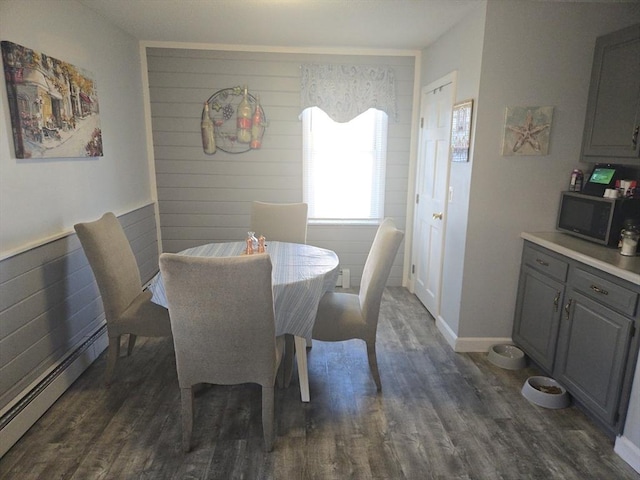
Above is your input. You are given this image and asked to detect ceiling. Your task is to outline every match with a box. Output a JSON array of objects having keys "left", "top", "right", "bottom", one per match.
[{"left": 77, "top": 0, "right": 486, "bottom": 50}]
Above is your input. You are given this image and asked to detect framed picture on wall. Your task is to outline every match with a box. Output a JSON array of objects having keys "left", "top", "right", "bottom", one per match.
[
  {"left": 501, "top": 105, "right": 553, "bottom": 156},
  {"left": 450, "top": 99, "right": 473, "bottom": 162},
  {"left": 1, "top": 41, "right": 103, "bottom": 159}
]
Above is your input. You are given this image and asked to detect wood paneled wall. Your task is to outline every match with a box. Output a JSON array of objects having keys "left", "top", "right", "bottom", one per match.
[
  {"left": 147, "top": 48, "right": 415, "bottom": 286},
  {"left": 0, "top": 204, "right": 159, "bottom": 413}
]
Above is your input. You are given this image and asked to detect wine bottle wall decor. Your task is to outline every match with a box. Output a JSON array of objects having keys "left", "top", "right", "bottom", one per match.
[{"left": 200, "top": 86, "right": 267, "bottom": 154}]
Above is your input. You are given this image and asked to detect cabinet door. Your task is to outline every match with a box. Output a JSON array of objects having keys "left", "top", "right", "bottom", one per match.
[
  {"left": 512, "top": 267, "right": 564, "bottom": 372},
  {"left": 581, "top": 23, "right": 640, "bottom": 163},
  {"left": 554, "top": 289, "right": 633, "bottom": 427}
]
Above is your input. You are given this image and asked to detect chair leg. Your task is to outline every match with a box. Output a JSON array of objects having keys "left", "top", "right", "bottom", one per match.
[
  {"left": 366, "top": 341, "right": 382, "bottom": 391},
  {"left": 180, "top": 387, "right": 194, "bottom": 453},
  {"left": 127, "top": 334, "right": 137, "bottom": 356},
  {"left": 261, "top": 385, "right": 275, "bottom": 452},
  {"left": 105, "top": 336, "right": 120, "bottom": 386}
]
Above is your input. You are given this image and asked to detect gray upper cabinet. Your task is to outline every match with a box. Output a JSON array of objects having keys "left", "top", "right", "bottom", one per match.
[{"left": 581, "top": 23, "right": 640, "bottom": 164}]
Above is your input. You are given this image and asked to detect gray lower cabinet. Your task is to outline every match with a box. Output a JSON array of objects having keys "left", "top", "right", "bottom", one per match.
[
  {"left": 513, "top": 241, "right": 639, "bottom": 436},
  {"left": 513, "top": 265, "right": 565, "bottom": 372}
]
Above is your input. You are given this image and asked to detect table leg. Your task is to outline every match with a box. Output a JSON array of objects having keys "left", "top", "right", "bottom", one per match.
[
  {"left": 294, "top": 335, "right": 310, "bottom": 402},
  {"left": 282, "top": 334, "right": 295, "bottom": 387}
]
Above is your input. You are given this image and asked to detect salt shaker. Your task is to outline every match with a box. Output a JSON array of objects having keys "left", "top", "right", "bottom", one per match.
[
  {"left": 258, "top": 235, "right": 266, "bottom": 253},
  {"left": 246, "top": 236, "right": 254, "bottom": 255}
]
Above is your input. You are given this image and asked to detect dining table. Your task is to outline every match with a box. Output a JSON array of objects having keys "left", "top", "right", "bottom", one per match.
[{"left": 147, "top": 240, "right": 340, "bottom": 402}]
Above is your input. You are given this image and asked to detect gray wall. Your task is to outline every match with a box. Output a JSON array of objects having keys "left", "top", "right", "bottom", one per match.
[
  {"left": 421, "top": 1, "right": 640, "bottom": 345},
  {"left": 420, "top": 2, "right": 486, "bottom": 337},
  {"left": 0, "top": 0, "right": 154, "bottom": 256},
  {"left": 146, "top": 48, "right": 415, "bottom": 287},
  {"left": 462, "top": 0, "right": 640, "bottom": 340}
]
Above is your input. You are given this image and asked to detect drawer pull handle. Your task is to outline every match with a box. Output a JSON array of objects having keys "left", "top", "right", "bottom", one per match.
[
  {"left": 535, "top": 258, "right": 549, "bottom": 267},
  {"left": 590, "top": 285, "right": 608, "bottom": 295},
  {"left": 564, "top": 299, "right": 572, "bottom": 320}
]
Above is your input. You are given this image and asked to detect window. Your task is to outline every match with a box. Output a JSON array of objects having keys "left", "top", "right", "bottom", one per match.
[{"left": 302, "top": 107, "right": 388, "bottom": 224}]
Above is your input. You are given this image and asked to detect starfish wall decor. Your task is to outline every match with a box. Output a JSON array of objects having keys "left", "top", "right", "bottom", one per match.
[{"left": 502, "top": 106, "right": 554, "bottom": 156}]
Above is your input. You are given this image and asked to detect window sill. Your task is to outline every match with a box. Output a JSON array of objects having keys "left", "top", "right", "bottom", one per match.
[{"left": 308, "top": 219, "right": 381, "bottom": 226}]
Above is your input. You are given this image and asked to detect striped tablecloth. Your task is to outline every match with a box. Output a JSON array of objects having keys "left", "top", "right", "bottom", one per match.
[{"left": 148, "top": 241, "right": 340, "bottom": 341}]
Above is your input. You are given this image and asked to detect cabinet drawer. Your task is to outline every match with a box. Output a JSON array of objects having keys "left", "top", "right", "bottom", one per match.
[
  {"left": 522, "top": 246, "right": 569, "bottom": 282},
  {"left": 571, "top": 268, "right": 638, "bottom": 316}
]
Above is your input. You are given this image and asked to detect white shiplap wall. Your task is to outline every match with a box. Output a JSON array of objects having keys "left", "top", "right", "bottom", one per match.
[{"left": 146, "top": 47, "right": 415, "bottom": 286}]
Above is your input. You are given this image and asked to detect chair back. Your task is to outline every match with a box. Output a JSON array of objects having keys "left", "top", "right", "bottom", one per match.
[
  {"left": 159, "top": 253, "right": 278, "bottom": 388},
  {"left": 359, "top": 218, "right": 404, "bottom": 325},
  {"left": 250, "top": 201, "right": 308, "bottom": 244},
  {"left": 74, "top": 212, "right": 142, "bottom": 323}
]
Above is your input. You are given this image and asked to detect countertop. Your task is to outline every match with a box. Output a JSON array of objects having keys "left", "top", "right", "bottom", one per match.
[{"left": 521, "top": 232, "right": 640, "bottom": 285}]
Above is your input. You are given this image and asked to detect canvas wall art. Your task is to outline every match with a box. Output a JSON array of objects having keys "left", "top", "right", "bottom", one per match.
[
  {"left": 1, "top": 41, "right": 103, "bottom": 159},
  {"left": 502, "top": 106, "right": 553, "bottom": 156}
]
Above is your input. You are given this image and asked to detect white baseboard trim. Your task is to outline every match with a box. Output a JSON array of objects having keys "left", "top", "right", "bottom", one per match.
[
  {"left": 615, "top": 435, "right": 640, "bottom": 474},
  {"left": 435, "top": 316, "right": 458, "bottom": 350},
  {"left": 0, "top": 327, "right": 108, "bottom": 458},
  {"left": 434, "top": 317, "right": 512, "bottom": 353}
]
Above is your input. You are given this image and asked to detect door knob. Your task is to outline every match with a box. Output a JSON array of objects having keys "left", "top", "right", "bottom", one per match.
[{"left": 432, "top": 212, "right": 443, "bottom": 220}]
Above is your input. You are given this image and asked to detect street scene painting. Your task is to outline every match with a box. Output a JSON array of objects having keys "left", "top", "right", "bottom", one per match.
[{"left": 1, "top": 41, "right": 103, "bottom": 159}]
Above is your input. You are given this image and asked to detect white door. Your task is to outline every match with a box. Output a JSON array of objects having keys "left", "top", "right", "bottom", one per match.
[{"left": 412, "top": 74, "right": 455, "bottom": 317}]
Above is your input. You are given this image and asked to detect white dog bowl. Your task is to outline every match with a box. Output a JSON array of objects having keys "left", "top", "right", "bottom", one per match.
[
  {"left": 521, "top": 376, "right": 570, "bottom": 409},
  {"left": 487, "top": 344, "right": 527, "bottom": 370}
]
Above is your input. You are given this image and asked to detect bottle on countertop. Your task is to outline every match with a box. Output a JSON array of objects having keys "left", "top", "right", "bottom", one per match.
[{"left": 569, "top": 169, "right": 583, "bottom": 192}]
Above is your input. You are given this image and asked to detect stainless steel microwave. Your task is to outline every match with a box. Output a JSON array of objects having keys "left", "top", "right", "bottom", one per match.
[{"left": 556, "top": 192, "right": 640, "bottom": 247}]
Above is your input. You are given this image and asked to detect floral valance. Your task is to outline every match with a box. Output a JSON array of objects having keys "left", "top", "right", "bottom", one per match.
[{"left": 300, "top": 64, "right": 397, "bottom": 123}]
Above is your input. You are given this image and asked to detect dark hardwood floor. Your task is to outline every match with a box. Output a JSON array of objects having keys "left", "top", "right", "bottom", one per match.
[{"left": 2, "top": 287, "right": 639, "bottom": 479}]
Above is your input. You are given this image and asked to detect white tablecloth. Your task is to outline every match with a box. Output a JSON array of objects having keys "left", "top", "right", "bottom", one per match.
[{"left": 148, "top": 241, "right": 340, "bottom": 341}]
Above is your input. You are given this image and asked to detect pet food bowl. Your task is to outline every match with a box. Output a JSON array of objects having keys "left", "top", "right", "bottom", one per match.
[
  {"left": 487, "top": 344, "right": 527, "bottom": 370},
  {"left": 521, "top": 376, "right": 570, "bottom": 409}
]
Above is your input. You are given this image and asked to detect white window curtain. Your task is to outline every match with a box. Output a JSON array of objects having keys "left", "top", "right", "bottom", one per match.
[{"left": 300, "top": 64, "right": 397, "bottom": 123}]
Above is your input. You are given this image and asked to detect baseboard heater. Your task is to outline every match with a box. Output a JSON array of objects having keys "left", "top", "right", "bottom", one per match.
[
  {"left": 0, "top": 324, "right": 107, "bottom": 458},
  {"left": 336, "top": 268, "right": 351, "bottom": 288}
]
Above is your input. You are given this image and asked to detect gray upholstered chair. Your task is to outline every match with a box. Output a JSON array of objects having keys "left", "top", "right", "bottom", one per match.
[
  {"left": 250, "top": 201, "right": 308, "bottom": 244},
  {"left": 74, "top": 212, "right": 172, "bottom": 385},
  {"left": 312, "top": 218, "right": 404, "bottom": 391},
  {"left": 159, "top": 252, "right": 284, "bottom": 452}
]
